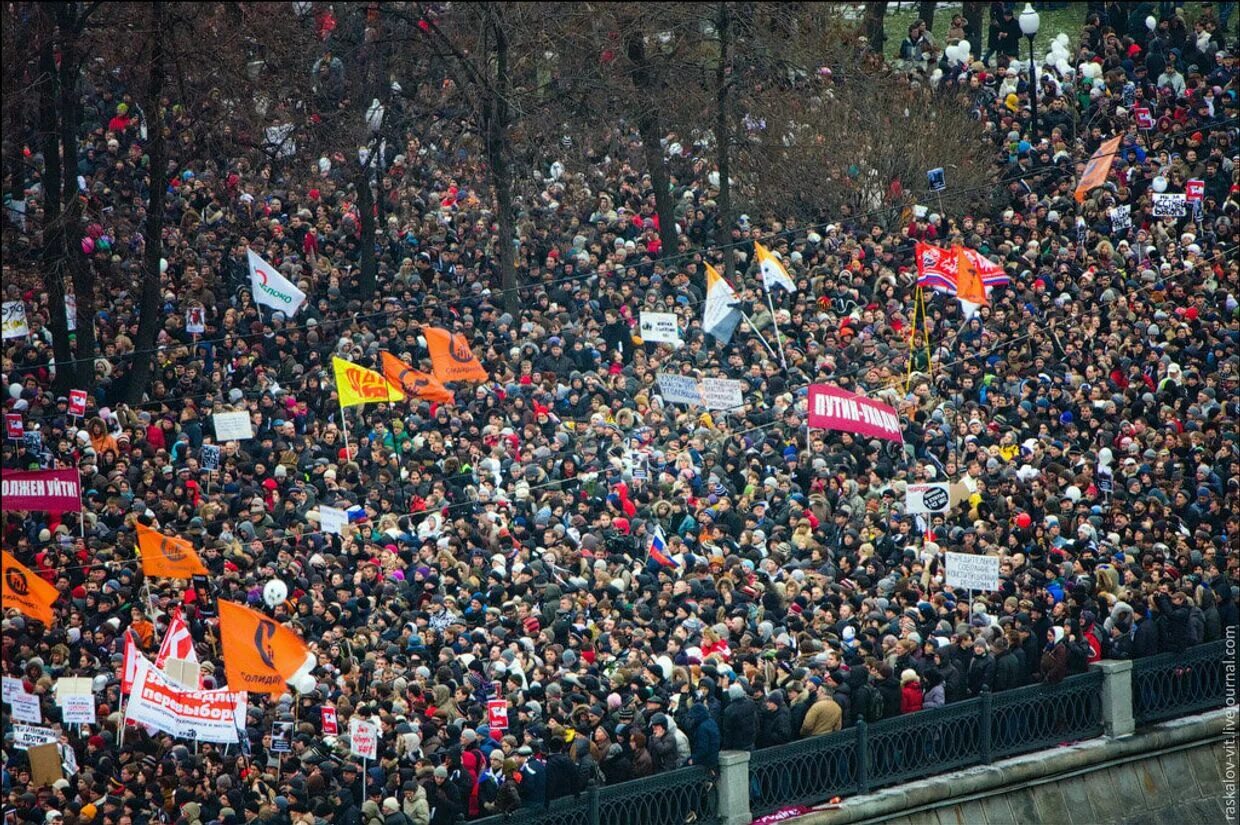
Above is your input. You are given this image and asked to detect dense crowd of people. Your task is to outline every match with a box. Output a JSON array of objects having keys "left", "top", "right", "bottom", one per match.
[{"left": 2, "top": 3, "right": 1237, "bottom": 825}]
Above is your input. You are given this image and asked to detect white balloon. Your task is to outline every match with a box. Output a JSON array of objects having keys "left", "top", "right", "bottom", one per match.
[
  {"left": 1057, "top": 59, "right": 1071, "bottom": 75},
  {"left": 1145, "top": 15, "right": 1157, "bottom": 31},
  {"left": 1065, "top": 485, "right": 1082, "bottom": 503},
  {"left": 159, "top": 258, "right": 168, "bottom": 274},
  {"left": 1098, "top": 447, "right": 1113, "bottom": 467},
  {"left": 292, "top": 673, "right": 316, "bottom": 694},
  {"left": 1152, "top": 176, "right": 1168, "bottom": 193},
  {"left": 959, "top": 40, "right": 971, "bottom": 58},
  {"left": 263, "top": 578, "right": 289, "bottom": 608},
  {"left": 1055, "top": 33, "right": 1070, "bottom": 47},
  {"left": 708, "top": 171, "right": 721, "bottom": 188},
  {"left": 9, "top": 384, "right": 22, "bottom": 400}
]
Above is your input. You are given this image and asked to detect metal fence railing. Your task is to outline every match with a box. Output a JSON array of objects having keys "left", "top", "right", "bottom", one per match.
[
  {"left": 749, "top": 671, "right": 1105, "bottom": 818},
  {"left": 471, "top": 765, "right": 718, "bottom": 825},
  {"left": 1132, "top": 639, "right": 1228, "bottom": 724},
  {"left": 471, "top": 642, "right": 1229, "bottom": 823}
]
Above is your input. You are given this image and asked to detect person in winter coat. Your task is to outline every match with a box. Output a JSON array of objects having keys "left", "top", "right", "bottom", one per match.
[
  {"left": 1154, "top": 589, "right": 1192, "bottom": 653},
  {"left": 719, "top": 685, "right": 758, "bottom": 750},
  {"left": 427, "top": 766, "right": 463, "bottom": 825},
  {"left": 932, "top": 648, "right": 967, "bottom": 704},
  {"left": 544, "top": 737, "right": 583, "bottom": 803},
  {"left": 787, "top": 682, "right": 814, "bottom": 738},
  {"left": 687, "top": 702, "right": 720, "bottom": 769},
  {"left": 648, "top": 714, "right": 680, "bottom": 772},
  {"left": 400, "top": 780, "right": 430, "bottom": 825},
  {"left": 382, "top": 797, "right": 411, "bottom": 825},
  {"left": 515, "top": 748, "right": 547, "bottom": 809},
  {"left": 628, "top": 732, "right": 655, "bottom": 778},
  {"left": 967, "top": 639, "right": 997, "bottom": 695},
  {"left": 361, "top": 800, "right": 384, "bottom": 825},
  {"left": 992, "top": 637, "right": 1024, "bottom": 692},
  {"left": 756, "top": 690, "right": 793, "bottom": 748},
  {"left": 874, "top": 663, "right": 903, "bottom": 719},
  {"left": 899, "top": 669, "right": 924, "bottom": 714},
  {"left": 1133, "top": 607, "right": 1160, "bottom": 658},
  {"left": 800, "top": 685, "right": 843, "bottom": 736},
  {"left": 922, "top": 668, "right": 946, "bottom": 709},
  {"left": 1039, "top": 627, "right": 1069, "bottom": 684}
]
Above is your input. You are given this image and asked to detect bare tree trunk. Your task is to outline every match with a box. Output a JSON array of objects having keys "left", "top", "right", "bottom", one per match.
[
  {"left": 37, "top": 19, "right": 74, "bottom": 393},
  {"left": 487, "top": 6, "right": 518, "bottom": 316},
  {"left": 625, "top": 31, "right": 678, "bottom": 260},
  {"left": 357, "top": 153, "right": 377, "bottom": 299},
  {"left": 918, "top": 1, "right": 937, "bottom": 31},
  {"left": 124, "top": 1, "right": 167, "bottom": 404},
  {"left": 714, "top": 2, "right": 735, "bottom": 279},
  {"left": 861, "top": 1, "right": 888, "bottom": 53},
  {"left": 962, "top": 2, "right": 985, "bottom": 49},
  {"left": 56, "top": 4, "right": 96, "bottom": 391}
]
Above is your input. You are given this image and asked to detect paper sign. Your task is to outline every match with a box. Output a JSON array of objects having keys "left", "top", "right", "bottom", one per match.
[
  {"left": 807, "top": 383, "right": 904, "bottom": 444},
  {"left": 1151, "top": 193, "right": 1187, "bottom": 217},
  {"left": 1108, "top": 204, "right": 1131, "bottom": 231},
  {"left": 270, "top": 720, "right": 294, "bottom": 752},
  {"left": 68, "top": 390, "right": 87, "bottom": 416},
  {"left": 2, "top": 301, "right": 29, "bottom": 339},
  {"left": 12, "top": 723, "right": 58, "bottom": 750},
  {"left": 639, "top": 312, "right": 681, "bottom": 344},
  {"left": 186, "top": 306, "right": 206, "bottom": 334},
  {"left": 60, "top": 695, "right": 97, "bottom": 724},
  {"left": 1185, "top": 180, "right": 1204, "bottom": 203},
  {"left": 700, "top": 377, "right": 745, "bottom": 410},
  {"left": 321, "top": 705, "right": 338, "bottom": 735},
  {"left": 905, "top": 482, "right": 952, "bottom": 514},
  {"left": 944, "top": 552, "right": 1001, "bottom": 591},
  {"left": 487, "top": 699, "right": 509, "bottom": 731},
  {"left": 5, "top": 413, "right": 22, "bottom": 440},
  {"left": 163, "top": 658, "right": 201, "bottom": 691},
  {"left": 656, "top": 373, "right": 702, "bottom": 406},
  {"left": 3, "top": 675, "right": 26, "bottom": 701},
  {"left": 10, "top": 690, "right": 42, "bottom": 723},
  {"left": 201, "top": 444, "right": 221, "bottom": 471},
  {"left": 320, "top": 505, "right": 348, "bottom": 535},
  {"left": 54, "top": 677, "right": 93, "bottom": 699},
  {"left": 212, "top": 411, "right": 254, "bottom": 441},
  {"left": 926, "top": 167, "right": 946, "bottom": 191},
  {"left": 28, "top": 742, "right": 64, "bottom": 787},
  {"left": 349, "top": 716, "right": 378, "bottom": 759},
  {"left": 1134, "top": 107, "right": 1153, "bottom": 129}
]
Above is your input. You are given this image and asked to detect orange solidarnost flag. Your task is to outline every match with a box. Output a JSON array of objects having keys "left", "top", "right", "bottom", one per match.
[
  {"left": 136, "top": 522, "right": 208, "bottom": 578},
  {"left": 217, "top": 600, "right": 310, "bottom": 694},
  {"left": 379, "top": 351, "right": 455, "bottom": 404},
  {"left": 424, "top": 327, "right": 489, "bottom": 384},
  {"left": 2, "top": 549, "right": 60, "bottom": 624},
  {"left": 1074, "top": 134, "right": 1122, "bottom": 203},
  {"left": 955, "top": 246, "right": 988, "bottom": 308}
]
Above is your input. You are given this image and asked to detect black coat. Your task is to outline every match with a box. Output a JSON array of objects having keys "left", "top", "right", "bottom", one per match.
[
  {"left": 720, "top": 697, "right": 758, "bottom": 750},
  {"left": 994, "top": 651, "right": 1023, "bottom": 692},
  {"left": 1155, "top": 594, "right": 1191, "bottom": 653},
  {"left": 876, "top": 677, "right": 902, "bottom": 719},
  {"left": 756, "top": 704, "right": 792, "bottom": 749},
  {"left": 544, "top": 753, "right": 582, "bottom": 803},
  {"left": 967, "top": 653, "right": 996, "bottom": 695}
]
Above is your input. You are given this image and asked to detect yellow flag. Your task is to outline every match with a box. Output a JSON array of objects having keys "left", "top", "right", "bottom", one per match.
[{"left": 332, "top": 356, "right": 405, "bottom": 409}]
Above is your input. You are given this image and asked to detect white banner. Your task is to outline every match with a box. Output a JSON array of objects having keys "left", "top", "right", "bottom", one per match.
[
  {"left": 12, "top": 723, "right": 57, "bottom": 750},
  {"left": 1108, "top": 204, "right": 1131, "bottom": 231},
  {"left": 60, "top": 695, "right": 96, "bottom": 724},
  {"left": 700, "top": 378, "right": 744, "bottom": 410},
  {"left": 639, "top": 312, "right": 681, "bottom": 344},
  {"left": 349, "top": 716, "right": 378, "bottom": 759},
  {"left": 904, "top": 482, "right": 951, "bottom": 514},
  {"left": 656, "top": 373, "right": 703, "bottom": 406},
  {"left": 320, "top": 505, "right": 348, "bottom": 535},
  {"left": 10, "top": 690, "right": 42, "bottom": 723},
  {"left": 126, "top": 658, "right": 246, "bottom": 743},
  {"left": 2, "top": 301, "right": 29, "bottom": 340},
  {"left": 944, "top": 552, "right": 1001, "bottom": 591},
  {"left": 1151, "top": 193, "right": 1187, "bottom": 217},
  {"left": 212, "top": 411, "right": 254, "bottom": 441}
]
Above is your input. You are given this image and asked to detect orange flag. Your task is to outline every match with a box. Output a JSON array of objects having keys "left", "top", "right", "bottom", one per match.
[
  {"left": 424, "top": 327, "right": 489, "bottom": 384},
  {"left": 379, "top": 351, "right": 455, "bottom": 404},
  {"left": 1074, "top": 134, "right": 1122, "bottom": 202},
  {"left": 955, "top": 246, "right": 988, "bottom": 318},
  {"left": 2, "top": 549, "right": 60, "bottom": 624},
  {"left": 136, "top": 522, "right": 208, "bottom": 578},
  {"left": 217, "top": 600, "right": 310, "bottom": 694}
]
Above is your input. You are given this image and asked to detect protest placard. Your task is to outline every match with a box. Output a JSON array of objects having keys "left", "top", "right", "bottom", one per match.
[
  {"left": 656, "top": 373, "right": 702, "bottom": 406},
  {"left": 905, "top": 482, "right": 952, "bottom": 514},
  {"left": 944, "top": 552, "right": 1000, "bottom": 591},
  {"left": 212, "top": 411, "right": 254, "bottom": 441},
  {"left": 700, "top": 377, "right": 745, "bottom": 410},
  {"left": 1151, "top": 193, "right": 1187, "bottom": 217},
  {"left": 639, "top": 312, "right": 680, "bottom": 344}
]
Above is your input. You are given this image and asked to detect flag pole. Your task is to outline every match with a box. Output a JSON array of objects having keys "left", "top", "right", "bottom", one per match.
[
  {"left": 762, "top": 287, "right": 788, "bottom": 371},
  {"left": 739, "top": 310, "right": 781, "bottom": 364},
  {"left": 339, "top": 406, "right": 351, "bottom": 462}
]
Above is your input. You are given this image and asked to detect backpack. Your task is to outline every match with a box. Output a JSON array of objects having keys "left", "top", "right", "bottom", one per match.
[{"left": 861, "top": 685, "right": 884, "bottom": 723}]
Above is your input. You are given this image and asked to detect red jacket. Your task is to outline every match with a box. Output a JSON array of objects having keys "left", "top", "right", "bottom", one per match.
[{"left": 900, "top": 683, "right": 924, "bottom": 714}]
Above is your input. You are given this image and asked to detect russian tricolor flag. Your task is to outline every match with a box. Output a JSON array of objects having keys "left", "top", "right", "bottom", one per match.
[{"left": 648, "top": 526, "right": 679, "bottom": 569}]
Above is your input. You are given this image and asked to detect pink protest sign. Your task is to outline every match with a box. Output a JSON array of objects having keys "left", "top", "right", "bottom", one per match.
[{"left": 807, "top": 384, "right": 903, "bottom": 444}]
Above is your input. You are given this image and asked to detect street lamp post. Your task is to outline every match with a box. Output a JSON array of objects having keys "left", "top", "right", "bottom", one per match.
[{"left": 1019, "top": 4, "right": 1041, "bottom": 139}]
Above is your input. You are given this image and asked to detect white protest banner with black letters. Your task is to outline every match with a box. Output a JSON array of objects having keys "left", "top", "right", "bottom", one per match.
[
  {"left": 12, "top": 723, "right": 58, "bottom": 750},
  {"left": 212, "top": 411, "right": 254, "bottom": 441},
  {"left": 905, "top": 482, "right": 952, "bottom": 514},
  {"left": 656, "top": 373, "right": 703, "bottom": 406},
  {"left": 639, "top": 312, "right": 681, "bottom": 345},
  {"left": 1151, "top": 193, "right": 1187, "bottom": 217},
  {"left": 944, "top": 552, "right": 1000, "bottom": 591},
  {"left": 699, "top": 378, "right": 745, "bottom": 411}
]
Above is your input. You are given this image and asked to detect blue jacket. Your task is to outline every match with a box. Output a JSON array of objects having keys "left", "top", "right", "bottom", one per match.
[
  {"left": 688, "top": 703, "right": 720, "bottom": 769},
  {"left": 518, "top": 758, "right": 546, "bottom": 808}
]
